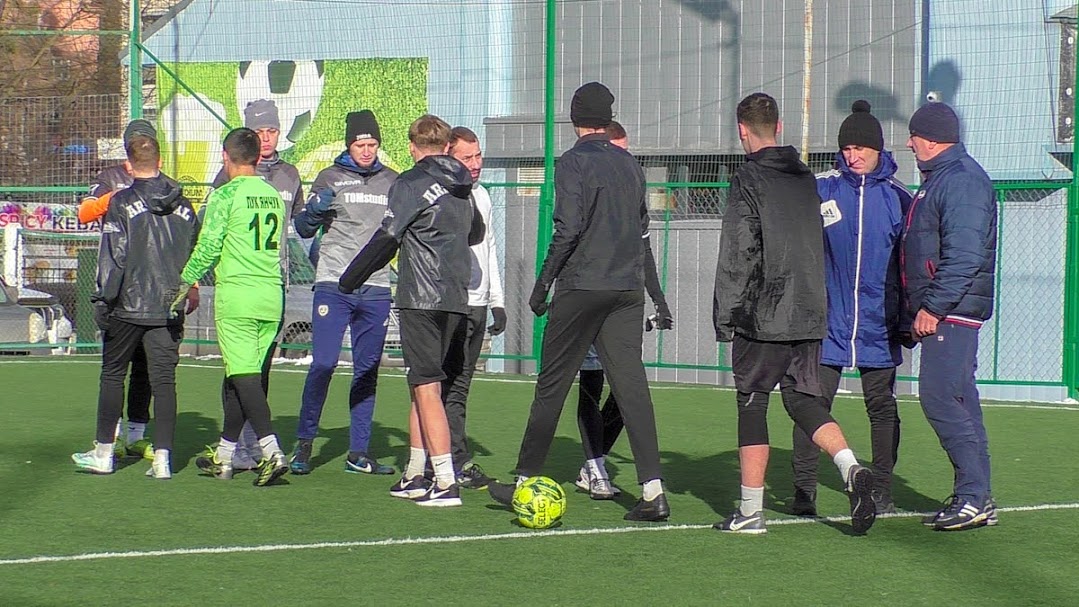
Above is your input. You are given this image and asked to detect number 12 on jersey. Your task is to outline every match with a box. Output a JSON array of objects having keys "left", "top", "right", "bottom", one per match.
[{"left": 248, "top": 212, "right": 280, "bottom": 251}]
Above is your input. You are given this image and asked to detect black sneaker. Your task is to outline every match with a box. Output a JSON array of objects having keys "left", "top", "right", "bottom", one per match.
[
  {"left": 933, "top": 497, "right": 988, "bottom": 531},
  {"left": 457, "top": 461, "right": 493, "bottom": 490},
  {"left": 713, "top": 509, "right": 767, "bottom": 534},
  {"left": 923, "top": 495, "right": 958, "bottom": 526},
  {"left": 488, "top": 480, "right": 517, "bottom": 507},
  {"left": 845, "top": 464, "right": 877, "bottom": 534},
  {"left": 872, "top": 489, "right": 897, "bottom": 515},
  {"left": 624, "top": 493, "right": 670, "bottom": 522},
  {"left": 289, "top": 439, "right": 313, "bottom": 475},
  {"left": 389, "top": 475, "right": 430, "bottom": 500},
  {"left": 415, "top": 482, "right": 462, "bottom": 507},
  {"left": 791, "top": 488, "right": 817, "bottom": 516}
]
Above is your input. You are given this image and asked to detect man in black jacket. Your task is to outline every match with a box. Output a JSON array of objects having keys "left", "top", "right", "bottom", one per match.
[
  {"left": 339, "top": 114, "right": 484, "bottom": 507},
  {"left": 488, "top": 83, "right": 669, "bottom": 522},
  {"left": 72, "top": 134, "right": 199, "bottom": 480},
  {"left": 712, "top": 93, "right": 875, "bottom": 535}
]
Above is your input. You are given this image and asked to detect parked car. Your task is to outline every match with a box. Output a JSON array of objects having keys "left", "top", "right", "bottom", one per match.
[
  {"left": 0, "top": 276, "right": 73, "bottom": 354},
  {"left": 183, "top": 235, "right": 402, "bottom": 364}
]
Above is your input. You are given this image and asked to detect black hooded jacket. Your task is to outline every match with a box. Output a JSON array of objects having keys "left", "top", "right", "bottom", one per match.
[
  {"left": 94, "top": 174, "right": 200, "bottom": 325},
  {"left": 713, "top": 146, "right": 826, "bottom": 342},
  {"left": 339, "top": 155, "right": 484, "bottom": 314}
]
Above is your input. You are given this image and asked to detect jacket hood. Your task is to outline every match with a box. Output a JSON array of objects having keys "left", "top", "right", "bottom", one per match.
[
  {"left": 835, "top": 148, "right": 899, "bottom": 185},
  {"left": 917, "top": 142, "right": 967, "bottom": 174},
  {"left": 334, "top": 150, "right": 385, "bottom": 176},
  {"left": 133, "top": 174, "right": 183, "bottom": 215},
  {"left": 418, "top": 155, "right": 474, "bottom": 199},
  {"left": 748, "top": 145, "right": 813, "bottom": 176}
]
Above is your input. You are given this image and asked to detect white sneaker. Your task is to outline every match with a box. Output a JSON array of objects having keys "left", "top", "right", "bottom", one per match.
[
  {"left": 145, "top": 449, "right": 172, "bottom": 479},
  {"left": 232, "top": 449, "right": 259, "bottom": 471},
  {"left": 575, "top": 467, "right": 591, "bottom": 492},
  {"left": 72, "top": 442, "right": 114, "bottom": 474}
]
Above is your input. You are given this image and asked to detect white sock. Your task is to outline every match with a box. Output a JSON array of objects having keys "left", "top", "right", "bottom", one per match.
[
  {"left": 127, "top": 421, "right": 147, "bottom": 443},
  {"left": 740, "top": 485, "right": 765, "bottom": 516},
  {"left": 431, "top": 453, "right": 455, "bottom": 488},
  {"left": 404, "top": 447, "right": 427, "bottom": 479},
  {"left": 586, "top": 457, "right": 608, "bottom": 481},
  {"left": 153, "top": 448, "right": 170, "bottom": 464},
  {"left": 833, "top": 448, "right": 858, "bottom": 483},
  {"left": 113, "top": 420, "right": 124, "bottom": 443},
  {"left": 94, "top": 441, "right": 114, "bottom": 459},
  {"left": 643, "top": 478, "right": 664, "bottom": 500},
  {"left": 258, "top": 434, "right": 283, "bottom": 458},
  {"left": 216, "top": 439, "right": 237, "bottom": 464}
]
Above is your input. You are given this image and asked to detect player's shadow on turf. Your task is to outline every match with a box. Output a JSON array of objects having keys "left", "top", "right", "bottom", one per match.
[{"left": 172, "top": 411, "right": 223, "bottom": 473}]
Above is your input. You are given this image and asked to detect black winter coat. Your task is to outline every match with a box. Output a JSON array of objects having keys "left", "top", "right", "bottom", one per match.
[
  {"left": 94, "top": 175, "right": 199, "bottom": 325},
  {"left": 713, "top": 146, "right": 827, "bottom": 342}
]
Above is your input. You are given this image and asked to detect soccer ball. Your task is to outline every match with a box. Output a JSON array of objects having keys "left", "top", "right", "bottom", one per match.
[
  {"left": 236, "top": 60, "right": 325, "bottom": 151},
  {"left": 512, "top": 476, "right": 567, "bottom": 529}
]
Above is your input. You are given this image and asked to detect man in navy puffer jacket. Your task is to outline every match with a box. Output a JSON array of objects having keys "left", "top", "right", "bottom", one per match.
[
  {"left": 791, "top": 101, "right": 911, "bottom": 517},
  {"left": 903, "top": 102, "right": 997, "bottom": 532}
]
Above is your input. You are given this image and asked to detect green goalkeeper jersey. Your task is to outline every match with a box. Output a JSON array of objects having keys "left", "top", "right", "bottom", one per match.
[{"left": 181, "top": 175, "right": 285, "bottom": 321}]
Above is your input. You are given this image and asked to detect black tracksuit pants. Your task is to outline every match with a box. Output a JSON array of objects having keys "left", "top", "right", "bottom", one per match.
[
  {"left": 96, "top": 319, "right": 182, "bottom": 451},
  {"left": 791, "top": 364, "right": 900, "bottom": 495},
  {"left": 516, "top": 289, "right": 662, "bottom": 483},
  {"left": 442, "top": 305, "right": 488, "bottom": 471},
  {"left": 577, "top": 369, "right": 624, "bottom": 458}
]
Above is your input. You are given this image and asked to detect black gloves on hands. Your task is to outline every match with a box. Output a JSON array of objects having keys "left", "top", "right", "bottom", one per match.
[
  {"left": 529, "top": 281, "right": 550, "bottom": 317},
  {"left": 646, "top": 302, "right": 674, "bottom": 332},
  {"left": 488, "top": 307, "right": 507, "bottom": 336}
]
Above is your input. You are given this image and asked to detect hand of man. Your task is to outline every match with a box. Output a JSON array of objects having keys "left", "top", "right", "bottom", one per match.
[
  {"left": 488, "top": 307, "right": 507, "bottom": 336},
  {"left": 309, "top": 188, "right": 335, "bottom": 215},
  {"left": 169, "top": 282, "right": 193, "bottom": 319},
  {"left": 529, "top": 281, "right": 550, "bottom": 317},
  {"left": 654, "top": 301, "right": 674, "bottom": 330},
  {"left": 93, "top": 303, "right": 111, "bottom": 332},
  {"left": 185, "top": 285, "right": 200, "bottom": 314},
  {"left": 912, "top": 309, "right": 940, "bottom": 338}
]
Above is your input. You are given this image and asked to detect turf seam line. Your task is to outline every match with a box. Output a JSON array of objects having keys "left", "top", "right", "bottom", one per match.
[{"left": 3, "top": 501, "right": 1078, "bottom": 566}]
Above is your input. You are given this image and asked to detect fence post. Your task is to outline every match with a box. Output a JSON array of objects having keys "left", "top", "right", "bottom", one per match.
[
  {"left": 531, "top": 0, "right": 557, "bottom": 370},
  {"left": 128, "top": 0, "right": 142, "bottom": 120},
  {"left": 1067, "top": 31, "right": 1079, "bottom": 400}
]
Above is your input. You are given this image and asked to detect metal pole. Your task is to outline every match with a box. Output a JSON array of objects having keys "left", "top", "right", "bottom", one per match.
[
  {"left": 1066, "top": 27, "right": 1079, "bottom": 399},
  {"left": 128, "top": 0, "right": 142, "bottom": 120},
  {"left": 800, "top": 0, "right": 813, "bottom": 163},
  {"left": 531, "top": 0, "right": 557, "bottom": 370}
]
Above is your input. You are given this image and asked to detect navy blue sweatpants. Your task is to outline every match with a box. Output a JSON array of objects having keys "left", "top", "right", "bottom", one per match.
[
  {"left": 918, "top": 320, "right": 991, "bottom": 503},
  {"left": 296, "top": 283, "right": 391, "bottom": 454}
]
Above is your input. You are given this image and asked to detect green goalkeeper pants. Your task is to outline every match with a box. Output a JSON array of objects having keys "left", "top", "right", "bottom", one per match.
[{"left": 216, "top": 317, "right": 283, "bottom": 377}]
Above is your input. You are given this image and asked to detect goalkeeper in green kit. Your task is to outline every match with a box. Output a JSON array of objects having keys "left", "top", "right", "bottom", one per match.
[{"left": 176, "top": 128, "right": 289, "bottom": 486}]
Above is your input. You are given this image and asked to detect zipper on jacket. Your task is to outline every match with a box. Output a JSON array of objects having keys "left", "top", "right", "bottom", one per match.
[{"left": 849, "top": 175, "right": 865, "bottom": 367}]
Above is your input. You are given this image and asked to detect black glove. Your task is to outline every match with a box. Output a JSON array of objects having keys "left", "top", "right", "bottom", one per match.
[
  {"left": 654, "top": 301, "right": 674, "bottom": 330},
  {"left": 93, "top": 303, "right": 111, "bottom": 332},
  {"left": 529, "top": 281, "right": 550, "bottom": 317},
  {"left": 488, "top": 307, "right": 507, "bottom": 336}
]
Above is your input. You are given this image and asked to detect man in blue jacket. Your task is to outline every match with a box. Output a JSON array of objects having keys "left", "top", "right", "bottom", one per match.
[
  {"left": 791, "top": 101, "right": 911, "bottom": 517},
  {"left": 903, "top": 102, "right": 997, "bottom": 531}
]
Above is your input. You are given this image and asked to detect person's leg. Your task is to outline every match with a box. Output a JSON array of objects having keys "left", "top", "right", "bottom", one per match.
[
  {"left": 514, "top": 291, "right": 607, "bottom": 478},
  {"left": 75, "top": 319, "right": 140, "bottom": 473},
  {"left": 577, "top": 364, "right": 606, "bottom": 462},
  {"left": 124, "top": 340, "right": 152, "bottom": 444},
  {"left": 141, "top": 324, "right": 182, "bottom": 478},
  {"left": 346, "top": 289, "right": 391, "bottom": 462},
  {"left": 442, "top": 305, "right": 488, "bottom": 471},
  {"left": 295, "top": 287, "right": 351, "bottom": 443},
  {"left": 860, "top": 366, "right": 900, "bottom": 503},
  {"left": 790, "top": 365, "right": 841, "bottom": 502},
  {"left": 599, "top": 389, "right": 623, "bottom": 455}
]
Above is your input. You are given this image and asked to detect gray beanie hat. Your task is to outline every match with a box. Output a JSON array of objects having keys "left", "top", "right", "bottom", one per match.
[{"left": 244, "top": 99, "right": 281, "bottom": 131}]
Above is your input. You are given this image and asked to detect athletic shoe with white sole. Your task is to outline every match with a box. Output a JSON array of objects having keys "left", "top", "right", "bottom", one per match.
[
  {"left": 345, "top": 453, "right": 396, "bottom": 475},
  {"left": 415, "top": 482, "right": 463, "bottom": 507},
  {"left": 289, "top": 439, "right": 313, "bottom": 475},
  {"left": 457, "top": 461, "right": 493, "bottom": 490},
  {"left": 145, "top": 450, "right": 171, "bottom": 479},
  {"left": 984, "top": 497, "right": 999, "bottom": 526},
  {"left": 72, "top": 442, "right": 114, "bottom": 474},
  {"left": 232, "top": 449, "right": 259, "bottom": 471},
  {"left": 933, "top": 497, "right": 988, "bottom": 531},
  {"left": 575, "top": 468, "right": 621, "bottom": 497},
  {"left": 254, "top": 452, "right": 289, "bottom": 487},
  {"left": 845, "top": 464, "right": 877, "bottom": 534},
  {"left": 714, "top": 509, "right": 767, "bottom": 534},
  {"left": 126, "top": 439, "right": 154, "bottom": 460},
  {"left": 390, "top": 475, "right": 431, "bottom": 500},
  {"left": 195, "top": 447, "right": 234, "bottom": 480}
]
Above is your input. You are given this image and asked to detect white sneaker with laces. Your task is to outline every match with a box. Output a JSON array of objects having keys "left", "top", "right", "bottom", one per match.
[
  {"left": 72, "top": 442, "right": 114, "bottom": 474},
  {"left": 146, "top": 449, "right": 172, "bottom": 479}
]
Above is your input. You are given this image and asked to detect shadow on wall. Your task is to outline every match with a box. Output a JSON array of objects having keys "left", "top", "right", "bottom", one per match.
[
  {"left": 833, "top": 82, "right": 907, "bottom": 125},
  {"left": 924, "top": 60, "right": 962, "bottom": 106}
]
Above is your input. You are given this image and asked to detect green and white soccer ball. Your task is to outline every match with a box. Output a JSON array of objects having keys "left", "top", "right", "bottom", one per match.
[{"left": 512, "top": 476, "right": 567, "bottom": 529}]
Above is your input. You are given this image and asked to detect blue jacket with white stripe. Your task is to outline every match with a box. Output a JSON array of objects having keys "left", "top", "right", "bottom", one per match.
[{"left": 816, "top": 150, "right": 911, "bottom": 369}]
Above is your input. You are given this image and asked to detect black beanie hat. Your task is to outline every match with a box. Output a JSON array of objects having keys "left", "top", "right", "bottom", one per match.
[
  {"left": 123, "top": 119, "right": 157, "bottom": 145},
  {"left": 908, "top": 102, "right": 960, "bottom": 143},
  {"left": 570, "top": 82, "right": 614, "bottom": 128},
  {"left": 345, "top": 110, "right": 381, "bottom": 145},
  {"left": 837, "top": 100, "right": 884, "bottom": 151}
]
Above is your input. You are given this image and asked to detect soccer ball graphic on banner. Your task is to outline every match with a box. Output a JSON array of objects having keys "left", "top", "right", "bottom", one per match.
[
  {"left": 512, "top": 476, "right": 567, "bottom": 529},
  {"left": 236, "top": 60, "right": 325, "bottom": 151}
]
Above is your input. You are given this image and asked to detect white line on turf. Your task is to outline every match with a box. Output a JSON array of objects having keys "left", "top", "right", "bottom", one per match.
[
  {"left": 2, "top": 502, "right": 1077, "bottom": 566},
  {"left": 8, "top": 357, "right": 1079, "bottom": 405}
]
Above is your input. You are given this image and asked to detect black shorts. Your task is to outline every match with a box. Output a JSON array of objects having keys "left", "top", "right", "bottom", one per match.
[
  {"left": 731, "top": 335, "right": 822, "bottom": 396},
  {"left": 398, "top": 309, "right": 468, "bottom": 386}
]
